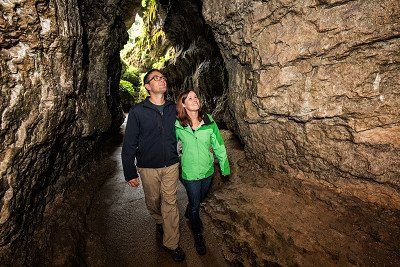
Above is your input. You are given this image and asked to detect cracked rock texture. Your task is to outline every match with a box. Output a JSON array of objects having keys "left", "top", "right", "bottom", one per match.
[
  {"left": 202, "top": 0, "right": 400, "bottom": 265},
  {"left": 203, "top": 0, "right": 400, "bottom": 209},
  {"left": 0, "top": 0, "right": 126, "bottom": 264}
]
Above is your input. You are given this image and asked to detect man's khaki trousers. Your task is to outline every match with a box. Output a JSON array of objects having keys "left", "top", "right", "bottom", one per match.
[{"left": 138, "top": 163, "right": 180, "bottom": 249}]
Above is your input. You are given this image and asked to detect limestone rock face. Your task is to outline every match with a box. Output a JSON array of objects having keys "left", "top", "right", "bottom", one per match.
[
  {"left": 0, "top": 0, "right": 126, "bottom": 264},
  {"left": 203, "top": 0, "right": 400, "bottom": 208},
  {"left": 202, "top": 0, "right": 400, "bottom": 265}
]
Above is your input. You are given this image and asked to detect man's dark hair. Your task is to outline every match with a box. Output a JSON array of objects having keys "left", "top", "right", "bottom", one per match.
[{"left": 143, "top": 69, "right": 162, "bottom": 84}]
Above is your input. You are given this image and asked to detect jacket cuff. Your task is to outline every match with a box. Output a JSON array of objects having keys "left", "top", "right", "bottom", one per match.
[
  {"left": 125, "top": 173, "right": 139, "bottom": 181},
  {"left": 222, "top": 170, "right": 231, "bottom": 176}
]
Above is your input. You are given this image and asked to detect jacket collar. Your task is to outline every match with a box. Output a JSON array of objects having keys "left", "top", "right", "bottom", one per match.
[
  {"left": 175, "top": 114, "right": 214, "bottom": 129},
  {"left": 203, "top": 114, "right": 213, "bottom": 125},
  {"left": 142, "top": 96, "right": 173, "bottom": 109}
]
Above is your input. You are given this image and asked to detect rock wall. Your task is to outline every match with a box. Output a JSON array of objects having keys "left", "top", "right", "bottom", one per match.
[
  {"left": 159, "top": 0, "right": 229, "bottom": 117},
  {"left": 203, "top": 0, "right": 400, "bottom": 208},
  {"left": 202, "top": 0, "right": 400, "bottom": 265},
  {"left": 0, "top": 0, "right": 126, "bottom": 264}
]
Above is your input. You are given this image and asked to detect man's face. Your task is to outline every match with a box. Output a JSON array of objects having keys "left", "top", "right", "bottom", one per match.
[{"left": 145, "top": 71, "right": 167, "bottom": 95}]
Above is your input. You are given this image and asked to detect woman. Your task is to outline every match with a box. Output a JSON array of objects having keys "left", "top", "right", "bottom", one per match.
[{"left": 175, "top": 90, "right": 230, "bottom": 255}]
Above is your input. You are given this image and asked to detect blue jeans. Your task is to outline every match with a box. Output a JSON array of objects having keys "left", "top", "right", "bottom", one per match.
[{"left": 181, "top": 176, "right": 212, "bottom": 234}]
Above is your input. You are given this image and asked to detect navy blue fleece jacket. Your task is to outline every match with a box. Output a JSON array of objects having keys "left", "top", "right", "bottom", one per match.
[{"left": 121, "top": 97, "right": 179, "bottom": 181}]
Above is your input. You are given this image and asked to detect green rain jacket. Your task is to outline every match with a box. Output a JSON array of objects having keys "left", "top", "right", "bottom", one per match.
[{"left": 175, "top": 114, "right": 230, "bottom": 181}]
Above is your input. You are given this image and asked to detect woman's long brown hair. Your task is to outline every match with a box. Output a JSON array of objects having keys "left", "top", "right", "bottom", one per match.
[{"left": 176, "top": 90, "right": 204, "bottom": 127}]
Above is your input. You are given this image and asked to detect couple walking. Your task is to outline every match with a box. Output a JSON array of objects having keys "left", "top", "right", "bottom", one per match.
[{"left": 121, "top": 69, "right": 230, "bottom": 262}]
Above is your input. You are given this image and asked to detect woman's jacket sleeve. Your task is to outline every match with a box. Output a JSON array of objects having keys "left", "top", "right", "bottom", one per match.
[{"left": 210, "top": 120, "right": 231, "bottom": 176}]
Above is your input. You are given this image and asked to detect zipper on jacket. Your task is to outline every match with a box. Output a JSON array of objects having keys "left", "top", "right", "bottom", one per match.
[
  {"left": 157, "top": 110, "right": 166, "bottom": 167},
  {"left": 161, "top": 111, "right": 166, "bottom": 167},
  {"left": 189, "top": 126, "right": 200, "bottom": 179},
  {"left": 196, "top": 130, "right": 200, "bottom": 178},
  {"left": 143, "top": 102, "right": 167, "bottom": 167}
]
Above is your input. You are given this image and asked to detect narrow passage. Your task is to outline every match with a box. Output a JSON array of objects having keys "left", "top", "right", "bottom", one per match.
[{"left": 84, "top": 116, "right": 229, "bottom": 266}]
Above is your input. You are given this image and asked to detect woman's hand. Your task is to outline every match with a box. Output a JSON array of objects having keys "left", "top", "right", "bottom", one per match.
[{"left": 222, "top": 175, "right": 230, "bottom": 182}]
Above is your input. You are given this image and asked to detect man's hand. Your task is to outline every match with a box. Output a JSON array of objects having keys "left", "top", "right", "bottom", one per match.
[{"left": 128, "top": 177, "right": 140, "bottom": 187}]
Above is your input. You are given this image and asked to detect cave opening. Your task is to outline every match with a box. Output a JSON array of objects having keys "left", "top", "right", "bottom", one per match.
[
  {"left": 83, "top": 0, "right": 239, "bottom": 265},
  {"left": 118, "top": 0, "right": 230, "bottom": 121}
]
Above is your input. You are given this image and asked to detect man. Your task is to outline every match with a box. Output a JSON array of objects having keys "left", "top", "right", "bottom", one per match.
[{"left": 121, "top": 69, "right": 185, "bottom": 262}]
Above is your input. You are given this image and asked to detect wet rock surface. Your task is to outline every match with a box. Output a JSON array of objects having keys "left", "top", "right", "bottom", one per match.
[
  {"left": 0, "top": 0, "right": 126, "bottom": 264},
  {"left": 158, "top": 0, "right": 228, "bottom": 117},
  {"left": 201, "top": 0, "right": 400, "bottom": 264},
  {"left": 202, "top": 0, "right": 400, "bottom": 208}
]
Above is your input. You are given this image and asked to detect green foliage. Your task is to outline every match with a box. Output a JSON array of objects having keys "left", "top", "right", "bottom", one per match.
[
  {"left": 121, "top": 0, "right": 172, "bottom": 70},
  {"left": 119, "top": 79, "right": 149, "bottom": 104},
  {"left": 121, "top": 66, "right": 140, "bottom": 87},
  {"left": 119, "top": 80, "right": 135, "bottom": 95},
  {"left": 143, "top": 0, "right": 157, "bottom": 24},
  {"left": 152, "top": 46, "right": 175, "bottom": 69},
  {"left": 119, "top": 0, "right": 173, "bottom": 105},
  {"left": 139, "top": 85, "right": 149, "bottom": 100}
]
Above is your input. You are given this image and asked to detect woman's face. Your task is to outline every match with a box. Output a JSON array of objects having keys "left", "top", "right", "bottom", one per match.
[{"left": 183, "top": 91, "right": 200, "bottom": 112}]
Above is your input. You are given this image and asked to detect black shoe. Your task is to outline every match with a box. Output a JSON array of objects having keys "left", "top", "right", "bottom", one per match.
[
  {"left": 184, "top": 206, "right": 189, "bottom": 219},
  {"left": 194, "top": 234, "right": 206, "bottom": 255},
  {"left": 156, "top": 224, "right": 163, "bottom": 235},
  {"left": 162, "top": 246, "right": 186, "bottom": 262}
]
